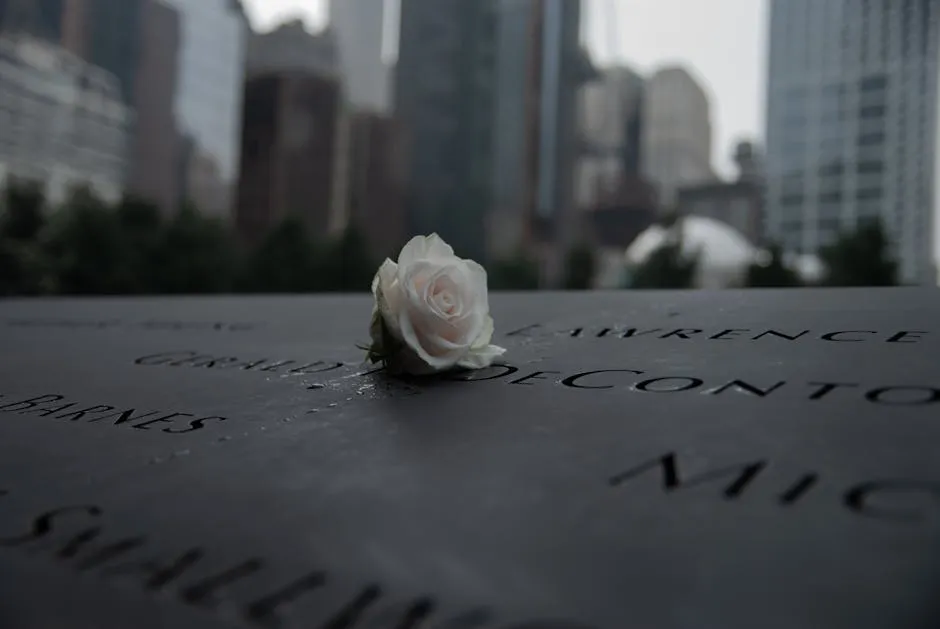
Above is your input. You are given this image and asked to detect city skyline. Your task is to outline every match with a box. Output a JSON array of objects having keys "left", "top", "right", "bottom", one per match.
[{"left": 243, "top": 0, "right": 767, "bottom": 179}]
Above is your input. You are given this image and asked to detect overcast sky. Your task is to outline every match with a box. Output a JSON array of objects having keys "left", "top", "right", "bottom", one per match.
[{"left": 243, "top": 0, "right": 768, "bottom": 178}]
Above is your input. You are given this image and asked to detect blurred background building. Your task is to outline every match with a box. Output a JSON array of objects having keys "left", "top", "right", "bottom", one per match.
[
  {"left": 765, "top": 0, "right": 940, "bottom": 284},
  {"left": 641, "top": 66, "right": 715, "bottom": 209},
  {"left": 236, "top": 19, "right": 345, "bottom": 246},
  {"left": 487, "top": 0, "right": 586, "bottom": 285},
  {"left": 0, "top": 0, "right": 934, "bottom": 295},
  {"left": 162, "top": 0, "right": 248, "bottom": 218},
  {"left": 0, "top": 34, "right": 129, "bottom": 204},
  {"left": 395, "top": 0, "right": 499, "bottom": 265},
  {"left": 329, "top": 0, "right": 389, "bottom": 113},
  {"left": 677, "top": 140, "right": 764, "bottom": 244},
  {"left": 576, "top": 64, "right": 644, "bottom": 210},
  {"left": 125, "top": 0, "right": 180, "bottom": 216}
]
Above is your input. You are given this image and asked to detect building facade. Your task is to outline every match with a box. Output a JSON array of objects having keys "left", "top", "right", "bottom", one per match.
[
  {"left": 236, "top": 22, "right": 344, "bottom": 246},
  {"left": 490, "top": 0, "right": 542, "bottom": 260},
  {"left": 126, "top": 0, "right": 180, "bottom": 215},
  {"left": 329, "top": 0, "right": 388, "bottom": 113},
  {"left": 677, "top": 140, "right": 765, "bottom": 244},
  {"left": 641, "top": 66, "right": 714, "bottom": 208},
  {"left": 395, "top": 0, "right": 499, "bottom": 263},
  {"left": 0, "top": 0, "right": 64, "bottom": 40},
  {"left": 61, "top": 0, "right": 144, "bottom": 105},
  {"left": 576, "top": 64, "right": 645, "bottom": 211},
  {"left": 0, "top": 35, "right": 130, "bottom": 204},
  {"left": 765, "top": 0, "right": 940, "bottom": 283},
  {"left": 347, "top": 111, "right": 406, "bottom": 260},
  {"left": 162, "top": 0, "right": 247, "bottom": 217},
  {"left": 487, "top": 0, "right": 585, "bottom": 282}
]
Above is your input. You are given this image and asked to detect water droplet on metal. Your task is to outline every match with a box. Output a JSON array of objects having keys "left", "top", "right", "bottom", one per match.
[
  {"left": 217, "top": 436, "right": 232, "bottom": 442},
  {"left": 327, "top": 403, "right": 338, "bottom": 408}
]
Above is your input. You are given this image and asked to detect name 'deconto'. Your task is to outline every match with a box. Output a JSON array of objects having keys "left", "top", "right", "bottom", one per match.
[{"left": 0, "top": 394, "right": 226, "bottom": 434}]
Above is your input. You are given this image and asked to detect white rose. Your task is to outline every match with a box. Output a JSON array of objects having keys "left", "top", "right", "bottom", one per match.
[{"left": 368, "top": 233, "right": 506, "bottom": 374}]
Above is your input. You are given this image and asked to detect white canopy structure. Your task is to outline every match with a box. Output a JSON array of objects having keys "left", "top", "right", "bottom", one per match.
[{"left": 625, "top": 216, "right": 758, "bottom": 288}]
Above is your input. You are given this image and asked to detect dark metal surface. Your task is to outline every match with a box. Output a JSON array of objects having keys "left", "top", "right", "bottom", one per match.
[{"left": 0, "top": 288, "right": 938, "bottom": 629}]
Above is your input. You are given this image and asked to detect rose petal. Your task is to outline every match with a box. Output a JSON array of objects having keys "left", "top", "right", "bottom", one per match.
[
  {"left": 373, "top": 261, "right": 403, "bottom": 340},
  {"left": 398, "top": 307, "right": 464, "bottom": 369},
  {"left": 416, "top": 264, "right": 484, "bottom": 349},
  {"left": 424, "top": 233, "right": 455, "bottom": 260},
  {"left": 368, "top": 304, "right": 383, "bottom": 347},
  {"left": 458, "top": 259, "right": 489, "bottom": 318},
  {"left": 397, "top": 235, "right": 430, "bottom": 267},
  {"left": 471, "top": 315, "right": 495, "bottom": 350},
  {"left": 457, "top": 344, "right": 506, "bottom": 370},
  {"left": 397, "top": 233, "right": 457, "bottom": 268},
  {"left": 373, "top": 258, "right": 398, "bottom": 295}
]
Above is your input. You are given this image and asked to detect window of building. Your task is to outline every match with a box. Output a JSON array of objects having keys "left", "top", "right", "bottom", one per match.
[
  {"left": 857, "top": 131, "right": 885, "bottom": 146},
  {"left": 819, "top": 190, "right": 843, "bottom": 204},
  {"left": 857, "top": 160, "right": 884, "bottom": 174},
  {"left": 856, "top": 186, "right": 883, "bottom": 201}
]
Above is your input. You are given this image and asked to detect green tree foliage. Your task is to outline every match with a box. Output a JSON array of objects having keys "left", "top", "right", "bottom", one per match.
[
  {"left": 153, "top": 205, "right": 237, "bottom": 294},
  {"left": 745, "top": 244, "right": 801, "bottom": 287},
  {"left": 239, "top": 216, "right": 319, "bottom": 293},
  {"left": 563, "top": 242, "right": 596, "bottom": 290},
  {"left": 0, "top": 180, "right": 49, "bottom": 295},
  {"left": 820, "top": 219, "right": 898, "bottom": 286},
  {"left": 317, "top": 225, "right": 376, "bottom": 292},
  {"left": 489, "top": 252, "right": 540, "bottom": 290},
  {"left": 115, "top": 197, "right": 164, "bottom": 293},
  {"left": 0, "top": 239, "right": 48, "bottom": 296},
  {"left": 43, "top": 187, "right": 135, "bottom": 294},
  {"left": 4, "top": 181, "right": 554, "bottom": 296},
  {"left": 1, "top": 180, "right": 45, "bottom": 241}
]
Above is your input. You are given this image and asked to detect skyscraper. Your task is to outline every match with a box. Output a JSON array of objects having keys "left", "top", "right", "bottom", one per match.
[
  {"left": 0, "top": 0, "right": 64, "bottom": 40},
  {"left": 236, "top": 21, "right": 345, "bottom": 245},
  {"left": 765, "top": 0, "right": 940, "bottom": 283},
  {"left": 490, "top": 0, "right": 542, "bottom": 259},
  {"left": 487, "top": 0, "right": 584, "bottom": 281},
  {"left": 395, "top": 0, "right": 499, "bottom": 263},
  {"left": 533, "top": 0, "right": 583, "bottom": 254},
  {"left": 0, "top": 34, "right": 130, "bottom": 204},
  {"left": 577, "top": 64, "right": 645, "bottom": 210},
  {"left": 641, "top": 66, "right": 714, "bottom": 209},
  {"left": 162, "top": 0, "right": 248, "bottom": 217},
  {"left": 329, "top": 0, "right": 388, "bottom": 112},
  {"left": 126, "top": 0, "right": 181, "bottom": 216}
]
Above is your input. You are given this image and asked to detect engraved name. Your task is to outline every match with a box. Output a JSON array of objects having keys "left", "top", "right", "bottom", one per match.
[
  {"left": 445, "top": 365, "right": 940, "bottom": 407},
  {"left": 133, "top": 351, "right": 940, "bottom": 408},
  {"left": 506, "top": 324, "right": 929, "bottom": 344},
  {"left": 0, "top": 394, "right": 227, "bottom": 434},
  {"left": 4, "top": 318, "right": 260, "bottom": 332},
  {"left": 0, "top": 491, "right": 592, "bottom": 629},
  {"left": 607, "top": 451, "right": 940, "bottom": 523},
  {"left": 135, "top": 351, "right": 345, "bottom": 380}
]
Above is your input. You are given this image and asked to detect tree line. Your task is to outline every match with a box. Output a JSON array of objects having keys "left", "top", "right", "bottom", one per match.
[
  {"left": 0, "top": 182, "right": 376, "bottom": 296},
  {"left": 0, "top": 180, "right": 902, "bottom": 296}
]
